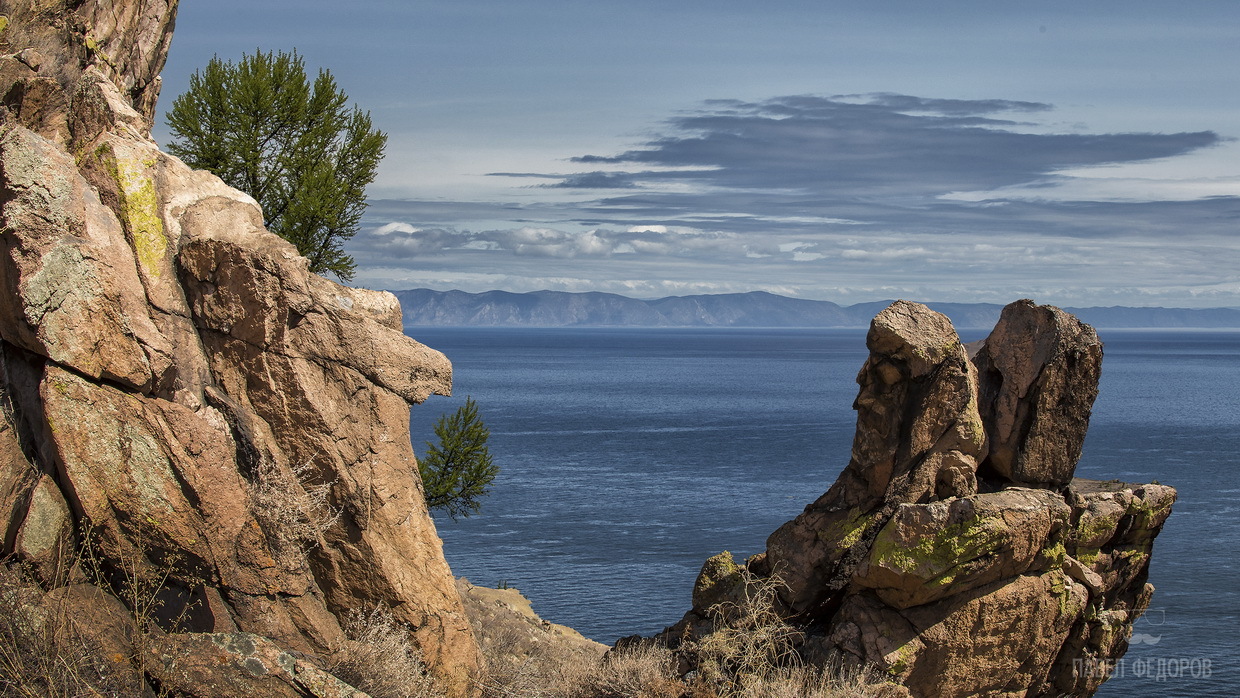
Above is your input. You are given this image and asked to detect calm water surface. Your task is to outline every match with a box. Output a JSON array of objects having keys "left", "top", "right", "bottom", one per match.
[{"left": 406, "top": 327, "right": 1239, "bottom": 697}]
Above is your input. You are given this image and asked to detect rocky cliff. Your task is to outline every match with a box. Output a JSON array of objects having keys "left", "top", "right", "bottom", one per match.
[
  {"left": 664, "top": 300, "right": 1176, "bottom": 697},
  {"left": 0, "top": 1, "right": 479, "bottom": 695}
]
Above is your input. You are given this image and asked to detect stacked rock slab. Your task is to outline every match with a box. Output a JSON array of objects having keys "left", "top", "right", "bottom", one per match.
[
  {"left": 669, "top": 300, "right": 1175, "bottom": 697},
  {"left": 0, "top": 2, "right": 479, "bottom": 695}
]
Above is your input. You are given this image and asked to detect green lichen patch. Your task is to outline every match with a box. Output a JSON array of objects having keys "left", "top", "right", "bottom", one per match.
[
  {"left": 0, "top": 16, "right": 9, "bottom": 36},
  {"left": 94, "top": 144, "right": 168, "bottom": 278},
  {"left": 1126, "top": 492, "right": 1175, "bottom": 533},
  {"left": 1038, "top": 539, "right": 1067, "bottom": 569},
  {"left": 817, "top": 507, "right": 873, "bottom": 550},
  {"left": 1075, "top": 547, "right": 1101, "bottom": 566},
  {"left": 884, "top": 641, "right": 918, "bottom": 676},
  {"left": 1072, "top": 512, "right": 1120, "bottom": 549},
  {"left": 1049, "top": 569, "right": 1083, "bottom": 618},
  {"left": 868, "top": 514, "right": 1009, "bottom": 591}
]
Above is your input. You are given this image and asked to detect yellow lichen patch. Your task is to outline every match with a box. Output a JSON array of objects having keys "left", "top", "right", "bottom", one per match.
[
  {"left": 96, "top": 144, "right": 167, "bottom": 278},
  {"left": 818, "top": 507, "right": 872, "bottom": 550},
  {"left": 1075, "top": 547, "right": 1101, "bottom": 565},
  {"left": 869, "top": 515, "right": 1007, "bottom": 590},
  {"left": 1039, "top": 540, "right": 1067, "bottom": 568},
  {"left": 0, "top": 16, "right": 9, "bottom": 36},
  {"left": 1049, "top": 569, "right": 1085, "bottom": 618},
  {"left": 1126, "top": 493, "right": 1175, "bottom": 533}
]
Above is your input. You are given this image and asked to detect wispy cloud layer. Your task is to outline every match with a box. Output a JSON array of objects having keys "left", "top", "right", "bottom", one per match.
[{"left": 351, "top": 93, "right": 1240, "bottom": 307}]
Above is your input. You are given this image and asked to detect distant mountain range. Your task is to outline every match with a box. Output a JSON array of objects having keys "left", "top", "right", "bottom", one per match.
[{"left": 391, "top": 289, "right": 1240, "bottom": 330}]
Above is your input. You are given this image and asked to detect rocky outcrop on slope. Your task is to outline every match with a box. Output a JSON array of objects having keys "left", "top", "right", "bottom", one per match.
[
  {"left": 456, "top": 579, "right": 607, "bottom": 665},
  {"left": 664, "top": 300, "right": 1175, "bottom": 697},
  {"left": 0, "top": 2, "right": 479, "bottom": 695}
]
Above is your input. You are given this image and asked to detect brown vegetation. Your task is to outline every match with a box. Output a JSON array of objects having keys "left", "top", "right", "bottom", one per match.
[{"left": 465, "top": 573, "right": 903, "bottom": 698}]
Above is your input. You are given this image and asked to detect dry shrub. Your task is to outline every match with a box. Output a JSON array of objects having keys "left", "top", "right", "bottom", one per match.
[
  {"left": 581, "top": 644, "right": 683, "bottom": 698},
  {"left": 678, "top": 571, "right": 902, "bottom": 698},
  {"left": 0, "top": 563, "right": 142, "bottom": 697},
  {"left": 331, "top": 605, "right": 443, "bottom": 698},
  {"left": 731, "top": 663, "right": 905, "bottom": 698},
  {"left": 687, "top": 572, "right": 802, "bottom": 693},
  {"left": 0, "top": 521, "right": 216, "bottom": 697},
  {"left": 475, "top": 621, "right": 593, "bottom": 697},
  {"left": 247, "top": 458, "right": 340, "bottom": 565},
  {"left": 475, "top": 621, "right": 680, "bottom": 698}
]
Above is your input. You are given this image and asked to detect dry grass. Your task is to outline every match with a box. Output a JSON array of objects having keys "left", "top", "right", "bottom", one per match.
[
  {"left": 247, "top": 457, "right": 340, "bottom": 565},
  {"left": 478, "top": 639, "right": 680, "bottom": 698},
  {"left": 330, "top": 605, "right": 444, "bottom": 698},
  {"left": 469, "top": 570, "right": 899, "bottom": 698},
  {"left": 0, "top": 563, "right": 143, "bottom": 698},
  {"left": 727, "top": 664, "right": 906, "bottom": 698},
  {"left": 0, "top": 544, "right": 898, "bottom": 698},
  {"left": 0, "top": 521, "right": 205, "bottom": 697}
]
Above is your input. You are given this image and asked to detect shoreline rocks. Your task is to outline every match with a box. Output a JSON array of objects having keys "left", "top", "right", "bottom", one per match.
[{"left": 661, "top": 300, "right": 1175, "bottom": 697}]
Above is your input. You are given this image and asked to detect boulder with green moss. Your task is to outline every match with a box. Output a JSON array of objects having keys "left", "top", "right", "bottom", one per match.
[{"left": 660, "top": 299, "right": 1175, "bottom": 698}]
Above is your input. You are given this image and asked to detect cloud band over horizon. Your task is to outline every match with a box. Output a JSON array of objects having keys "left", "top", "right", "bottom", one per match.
[{"left": 348, "top": 93, "right": 1240, "bottom": 308}]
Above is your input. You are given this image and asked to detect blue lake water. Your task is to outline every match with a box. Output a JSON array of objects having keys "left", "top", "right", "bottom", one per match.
[{"left": 406, "top": 327, "right": 1239, "bottom": 696}]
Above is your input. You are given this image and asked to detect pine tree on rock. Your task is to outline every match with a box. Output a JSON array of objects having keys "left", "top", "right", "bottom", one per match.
[
  {"left": 420, "top": 397, "right": 499, "bottom": 519},
  {"left": 166, "top": 49, "right": 386, "bottom": 280}
]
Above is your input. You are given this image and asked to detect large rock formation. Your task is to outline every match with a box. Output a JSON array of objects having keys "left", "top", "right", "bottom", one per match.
[
  {"left": 0, "top": 1, "right": 480, "bottom": 695},
  {"left": 664, "top": 300, "right": 1175, "bottom": 697}
]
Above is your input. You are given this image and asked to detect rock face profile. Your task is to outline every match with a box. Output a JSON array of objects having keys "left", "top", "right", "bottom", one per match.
[
  {"left": 666, "top": 300, "right": 1175, "bottom": 697},
  {"left": 0, "top": 1, "right": 479, "bottom": 695}
]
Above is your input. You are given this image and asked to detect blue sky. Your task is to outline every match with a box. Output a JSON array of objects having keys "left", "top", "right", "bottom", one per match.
[{"left": 156, "top": 1, "right": 1240, "bottom": 307}]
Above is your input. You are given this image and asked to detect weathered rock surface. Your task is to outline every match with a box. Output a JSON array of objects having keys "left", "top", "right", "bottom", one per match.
[
  {"left": 0, "top": 2, "right": 478, "bottom": 695},
  {"left": 975, "top": 299, "right": 1104, "bottom": 488},
  {"left": 456, "top": 578, "right": 607, "bottom": 663},
  {"left": 663, "top": 300, "right": 1175, "bottom": 698}
]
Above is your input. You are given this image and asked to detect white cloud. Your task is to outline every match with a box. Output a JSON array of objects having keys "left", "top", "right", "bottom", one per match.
[
  {"left": 372, "top": 222, "right": 420, "bottom": 235},
  {"left": 941, "top": 175, "right": 1240, "bottom": 203}
]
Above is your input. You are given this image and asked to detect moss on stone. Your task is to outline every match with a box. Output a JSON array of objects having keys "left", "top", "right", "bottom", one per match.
[
  {"left": 869, "top": 514, "right": 1007, "bottom": 590},
  {"left": 692, "top": 550, "right": 745, "bottom": 611},
  {"left": 1073, "top": 513, "right": 1119, "bottom": 547},
  {"left": 1039, "top": 539, "right": 1067, "bottom": 569},
  {"left": 885, "top": 641, "right": 918, "bottom": 676},
  {"left": 95, "top": 144, "right": 167, "bottom": 278},
  {"left": 818, "top": 507, "right": 872, "bottom": 550},
  {"left": 1049, "top": 569, "right": 1082, "bottom": 618},
  {"left": 1116, "top": 545, "right": 1150, "bottom": 565},
  {"left": 1126, "top": 493, "right": 1174, "bottom": 532},
  {"left": 1075, "top": 547, "right": 1101, "bottom": 565}
]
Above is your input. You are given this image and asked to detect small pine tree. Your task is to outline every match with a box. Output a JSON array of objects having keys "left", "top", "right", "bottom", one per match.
[
  {"left": 419, "top": 397, "right": 498, "bottom": 519},
  {"left": 165, "top": 49, "right": 386, "bottom": 280}
]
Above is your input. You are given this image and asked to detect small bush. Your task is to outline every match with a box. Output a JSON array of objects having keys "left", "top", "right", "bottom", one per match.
[
  {"left": 686, "top": 572, "right": 802, "bottom": 692},
  {"left": 330, "top": 605, "right": 443, "bottom": 698},
  {"left": 247, "top": 458, "right": 340, "bottom": 565}
]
